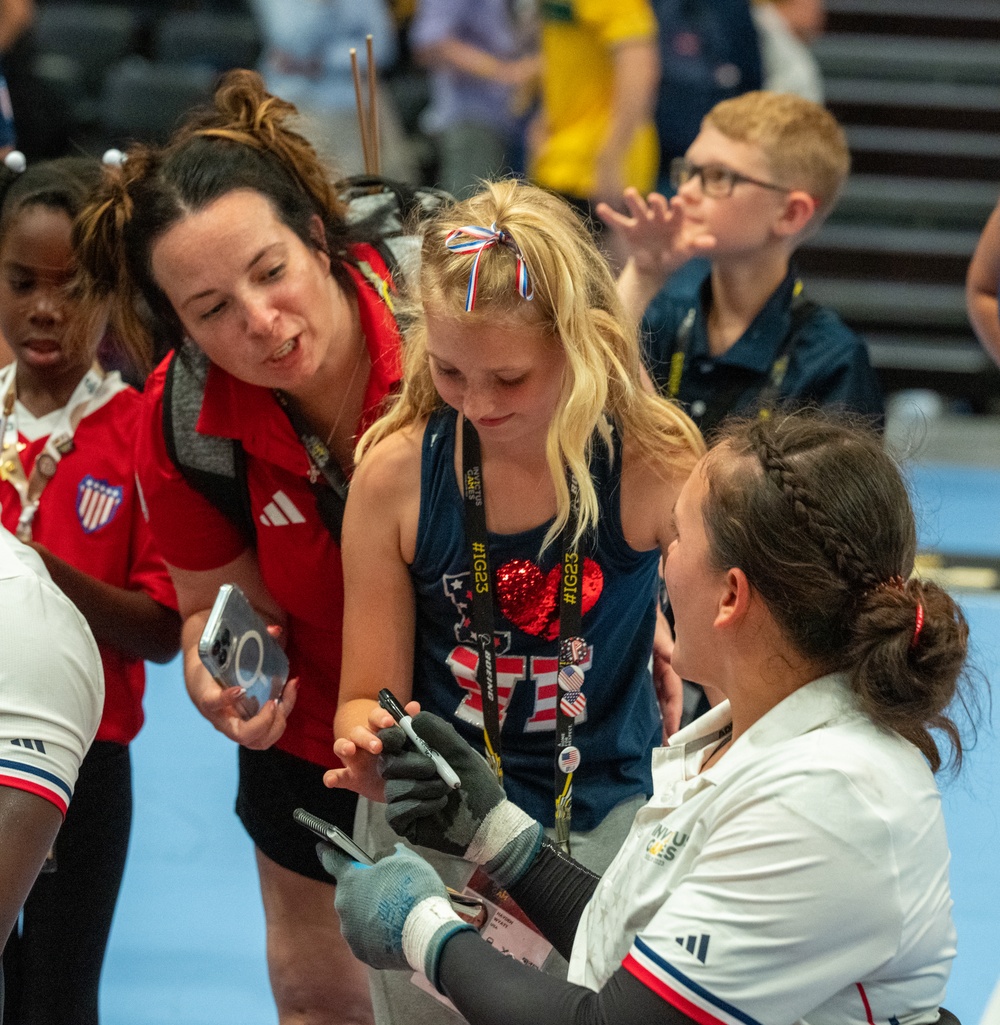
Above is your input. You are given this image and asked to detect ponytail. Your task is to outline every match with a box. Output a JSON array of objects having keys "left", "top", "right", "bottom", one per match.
[
  {"left": 74, "top": 146, "right": 162, "bottom": 372},
  {"left": 702, "top": 411, "right": 977, "bottom": 773}
]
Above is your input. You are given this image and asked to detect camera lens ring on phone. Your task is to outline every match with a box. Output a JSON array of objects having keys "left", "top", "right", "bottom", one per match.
[{"left": 235, "top": 629, "right": 264, "bottom": 689}]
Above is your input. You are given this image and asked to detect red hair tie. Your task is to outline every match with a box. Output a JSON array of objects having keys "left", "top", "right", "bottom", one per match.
[{"left": 910, "top": 603, "right": 924, "bottom": 650}]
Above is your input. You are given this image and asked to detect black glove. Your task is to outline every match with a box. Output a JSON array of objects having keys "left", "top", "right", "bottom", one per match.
[{"left": 378, "top": 711, "right": 542, "bottom": 888}]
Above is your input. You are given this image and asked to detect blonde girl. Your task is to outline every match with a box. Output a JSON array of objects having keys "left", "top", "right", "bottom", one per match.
[{"left": 331, "top": 179, "right": 703, "bottom": 1025}]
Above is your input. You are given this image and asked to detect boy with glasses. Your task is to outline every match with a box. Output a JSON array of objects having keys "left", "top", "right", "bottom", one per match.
[{"left": 602, "top": 90, "right": 883, "bottom": 437}]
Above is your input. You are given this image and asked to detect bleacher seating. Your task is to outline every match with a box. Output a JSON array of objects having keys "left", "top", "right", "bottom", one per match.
[
  {"left": 28, "top": 1, "right": 260, "bottom": 153},
  {"left": 33, "top": 4, "right": 138, "bottom": 127},
  {"left": 798, "top": 0, "right": 1000, "bottom": 408},
  {"left": 98, "top": 56, "right": 216, "bottom": 146},
  {"left": 153, "top": 11, "right": 261, "bottom": 73}
]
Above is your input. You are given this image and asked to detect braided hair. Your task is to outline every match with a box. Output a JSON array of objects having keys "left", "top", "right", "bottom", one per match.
[{"left": 701, "top": 410, "right": 973, "bottom": 772}]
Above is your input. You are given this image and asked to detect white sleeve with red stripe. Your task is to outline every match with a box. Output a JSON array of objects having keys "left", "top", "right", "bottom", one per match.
[
  {"left": 572, "top": 745, "right": 953, "bottom": 1025},
  {"left": 0, "top": 530, "right": 103, "bottom": 814}
]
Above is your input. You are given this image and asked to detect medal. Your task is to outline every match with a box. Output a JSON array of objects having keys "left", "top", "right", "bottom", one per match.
[{"left": 36, "top": 453, "right": 57, "bottom": 479}]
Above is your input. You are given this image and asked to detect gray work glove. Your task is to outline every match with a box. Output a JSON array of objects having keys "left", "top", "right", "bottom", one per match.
[
  {"left": 317, "top": 841, "right": 473, "bottom": 990},
  {"left": 378, "top": 711, "right": 543, "bottom": 889}
]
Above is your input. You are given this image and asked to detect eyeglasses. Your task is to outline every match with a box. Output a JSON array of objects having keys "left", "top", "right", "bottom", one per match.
[{"left": 669, "top": 157, "right": 791, "bottom": 199}]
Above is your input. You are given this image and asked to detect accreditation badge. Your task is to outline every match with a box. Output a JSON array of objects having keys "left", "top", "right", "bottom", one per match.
[{"left": 410, "top": 867, "right": 553, "bottom": 1008}]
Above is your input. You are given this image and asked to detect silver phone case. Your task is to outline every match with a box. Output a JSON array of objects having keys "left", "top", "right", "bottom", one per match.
[{"left": 198, "top": 584, "right": 289, "bottom": 720}]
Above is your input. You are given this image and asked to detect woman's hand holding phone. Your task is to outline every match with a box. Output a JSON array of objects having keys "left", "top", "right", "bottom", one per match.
[{"left": 187, "top": 599, "right": 299, "bottom": 748}]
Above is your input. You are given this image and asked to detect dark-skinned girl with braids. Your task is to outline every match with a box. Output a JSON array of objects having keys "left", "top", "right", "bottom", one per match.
[
  {"left": 319, "top": 410, "right": 977, "bottom": 1025},
  {"left": 74, "top": 71, "right": 408, "bottom": 1025}
]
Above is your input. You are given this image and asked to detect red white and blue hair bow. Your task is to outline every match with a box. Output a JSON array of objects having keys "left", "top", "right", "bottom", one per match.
[{"left": 444, "top": 222, "right": 534, "bottom": 312}]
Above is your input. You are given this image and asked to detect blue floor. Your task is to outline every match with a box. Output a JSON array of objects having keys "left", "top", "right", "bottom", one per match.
[
  {"left": 100, "top": 671, "right": 274, "bottom": 1025},
  {"left": 99, "top": 461, "right": 1000, "bottom": 1025}
]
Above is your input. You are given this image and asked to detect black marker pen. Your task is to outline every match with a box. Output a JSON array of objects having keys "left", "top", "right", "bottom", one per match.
[{"left": 378, "top": 688, "right": 461, "bottom": 790}]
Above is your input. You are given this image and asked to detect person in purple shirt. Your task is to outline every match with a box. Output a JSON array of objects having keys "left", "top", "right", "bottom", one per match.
[{"left": 410, "top": 0, "right": 539, "bottom": 197}]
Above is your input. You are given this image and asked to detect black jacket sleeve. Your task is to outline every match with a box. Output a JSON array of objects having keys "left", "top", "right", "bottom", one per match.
[
  {"left": 505, "top": 840, "right": 600, "bottom": 960},
  {"left": 437, "top": 928, "right": 694, "bottom": 1025}
]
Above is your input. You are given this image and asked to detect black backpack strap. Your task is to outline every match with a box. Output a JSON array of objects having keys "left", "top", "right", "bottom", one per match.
[{"left": 162, "top": 343, "right": 255, "bottom": 547}]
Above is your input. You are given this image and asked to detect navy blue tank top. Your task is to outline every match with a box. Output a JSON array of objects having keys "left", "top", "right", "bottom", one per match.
[{"left": 409, "top": 406, "right": 660, "bottom": 829}]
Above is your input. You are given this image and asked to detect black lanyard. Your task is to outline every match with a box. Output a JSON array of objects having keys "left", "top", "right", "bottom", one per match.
[
  {"left": 461, "top": 418, "right": 585, "bottom": 853},
  {"left": 273, "top": 389, "right": 350, "bottom": 542},
  {"left": 667, "top": 279, "right": 816, "bottom": 435}
]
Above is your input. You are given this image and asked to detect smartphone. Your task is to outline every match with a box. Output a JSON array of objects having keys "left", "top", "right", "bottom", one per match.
[
  {"left": 198, "top": 584, "right": 289, "bottom": 721},
  {"left": 293, "top": 808, "right": 375, "bottom": 865},
  {"left": 293, "top": 808, "right": 488, "bottom": 929}
]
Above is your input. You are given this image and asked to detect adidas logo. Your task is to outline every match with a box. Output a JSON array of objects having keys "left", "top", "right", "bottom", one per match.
[
  {"left": 10, "top": 738, "right": 46, "bottom": 753},
  {"left": 675, "top": 934, "right": 710, "bottom": 964},
  {"left": 259, "top": 491, "right": 306, "bottom": 527}
]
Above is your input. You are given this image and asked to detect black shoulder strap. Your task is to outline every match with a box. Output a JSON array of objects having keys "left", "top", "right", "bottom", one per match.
[{"left": 162, "top": 343, "right": 255, "bottom": 547}]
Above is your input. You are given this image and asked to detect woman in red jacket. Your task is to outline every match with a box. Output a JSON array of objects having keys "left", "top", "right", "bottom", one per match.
[{"left": 76, "top": 71, "right": 407, "bottom": 1025}]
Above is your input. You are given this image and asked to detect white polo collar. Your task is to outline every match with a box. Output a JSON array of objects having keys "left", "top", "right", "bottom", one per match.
[{"left": 653, "top": 673, "right": 861, "bottom": 790}]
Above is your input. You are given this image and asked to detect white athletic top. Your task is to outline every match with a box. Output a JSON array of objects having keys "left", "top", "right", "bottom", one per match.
[
  {"left": 570, "top": 673, "right": 955, "bottom": 1025},
  {"left": 0, "top": 525, "right": 103, "bottom": 814}
]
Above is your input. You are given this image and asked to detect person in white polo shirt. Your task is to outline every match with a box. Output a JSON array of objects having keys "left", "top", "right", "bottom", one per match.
[
  {"left": 0, "top": 524, "right": 103, "bottom": 963},
  {"left": 316, "top": 410, "right": 973, "bottom": 1025}
]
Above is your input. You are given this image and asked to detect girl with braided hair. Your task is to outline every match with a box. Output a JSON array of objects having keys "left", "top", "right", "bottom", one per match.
[
  {"left": 0, "top": 154, "right": 179, "bottom": 1024},
  {"left": 322, "top": 409, "right": 975, "bottom": 1025},
  {"left": 75, "top": 70, "right": 406, "bottom": 1024}
]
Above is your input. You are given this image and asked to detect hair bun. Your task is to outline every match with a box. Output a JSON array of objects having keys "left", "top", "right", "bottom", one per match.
[{"left": 210, "top": 69, "right": 296, "bottom": 147}]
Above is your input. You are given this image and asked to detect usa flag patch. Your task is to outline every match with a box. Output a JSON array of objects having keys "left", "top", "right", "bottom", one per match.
[{"left": 77, "top": 475, "right": 123, "bottom": 533}]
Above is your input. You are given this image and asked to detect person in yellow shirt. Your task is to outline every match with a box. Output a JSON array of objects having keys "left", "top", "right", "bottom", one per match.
[{"left": 530, "top": 0, "right": 659, "bottom": 267}]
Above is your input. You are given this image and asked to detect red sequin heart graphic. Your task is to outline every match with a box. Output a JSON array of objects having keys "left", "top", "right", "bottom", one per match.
[{"left": 495, "top": 558, "right": 604, "bottom": 640}]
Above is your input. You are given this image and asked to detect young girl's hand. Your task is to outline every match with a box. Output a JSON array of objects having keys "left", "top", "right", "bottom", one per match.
[{"left": 325, "top": 701, "right": 416, "bottom": 802}]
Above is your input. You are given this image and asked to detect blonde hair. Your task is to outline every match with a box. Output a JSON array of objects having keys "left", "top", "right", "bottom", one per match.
[
  {"left": 704, "top": 90, "right": 849, "bottom": 222},
  {"left": 359, "top": 179, "right": 704, "bottom": 551}
]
